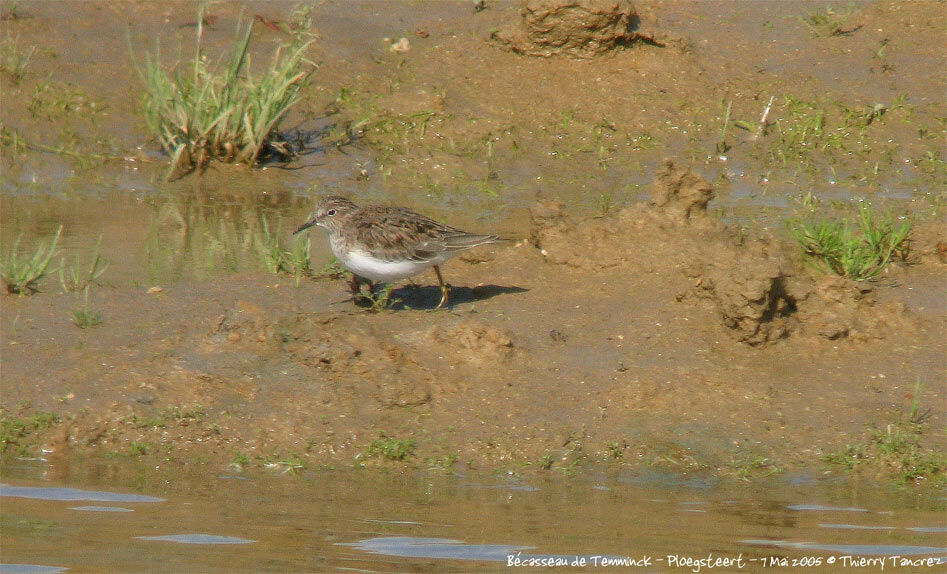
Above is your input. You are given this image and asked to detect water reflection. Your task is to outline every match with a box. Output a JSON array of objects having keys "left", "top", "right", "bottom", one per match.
[
  {"left": 0, "top": 483, "right": 163, "bottom": 503},
  {"left": 743, "top": 539, "right": 947, "bottom": 558},
  {"left": 2, "top": 469, "right": 944, "bottom": 572},
  {"left": 339, "top": 536, "right": 528, "bottom": 561},
  {"left": 143, "top": 186, "right": 310, "bottom": 283},
  {"left": 0, "top": 565, "right": 68, "bottom": 574},
  {"left": 0, "top": 180, "right": 317, "bottom": 289},
  {"left": 136, "top": 534, "right": 255, "bottom": 545}
]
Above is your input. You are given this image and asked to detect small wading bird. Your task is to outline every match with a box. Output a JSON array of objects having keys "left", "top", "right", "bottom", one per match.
[{"left": 294, "top": 196, "right": 504, "bottom": 310}]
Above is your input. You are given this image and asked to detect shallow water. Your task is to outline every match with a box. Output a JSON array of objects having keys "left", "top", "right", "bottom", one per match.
[{"left": 2, "top": 462, "right": 945, "bottom": 572}]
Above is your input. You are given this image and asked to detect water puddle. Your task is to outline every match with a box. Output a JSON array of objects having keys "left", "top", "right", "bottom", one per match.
[
  {"left": 787, "top": 504, "right": 868, "bottom": 512},
  {"left": 68, "top": 506, "right": 134, "bottom": 513},
  {"left": 818, "top": 523, "right": 895, "bottom": 530},
  {"left": 0, "top": 483, "right": 163, "bottom": 503},
  {"left": 2, "top": 466, "right": 944, "bottom": 572},
  {"left": 339, "top": 536, "right": 528, "bottom": 561},
  {"left": 136, "top": 534, "right": 255, "bottom": 545},
  {"left": 0, "top": 566, "right": 68, "bottom": 574},
  {"left": 743, "top": 539, "right": 947, "bottom": 559}
]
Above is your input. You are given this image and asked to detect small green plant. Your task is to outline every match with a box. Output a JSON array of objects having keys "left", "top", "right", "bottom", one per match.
[
  {"left": 0, "top": 410, "right": 60, "bottom": 454},
  {"left": 131, "top": 414, "right": 166, "bottom": 429},
  {"left": 71, "top": 306, "right": 102, "bottom": 329},
  {"left": 353, "top": 281, "right": 402, "bottom": 311},
  {"left": 256, "top": 216, "right": 313, "bottom": 284},
  {"left": 788, "top": 203, "right": 910, "bottom": 281},
  {"left": 800, "top": 5, "right": 857, "bottom": 37},
  {"left": 133, "top": 4, "right": 315, "bottom": 179},
  {"left": 274, "top": 232, "right": 313, "bottom": 288},
  {"left": 0, "top": 123, "right": 116, "bottom": 168},
  {"left": 230, "top": 451, "right": 251, "bottom": 469},
  {"left": 259, "top": 452, "right": 307, "bottom": 474},
  {"left": 732, "top": 455, "right": 783, "bottom": 480},
  {"left": 822, "top": 380, "right": 944, "bottom": 487},
  {"left": 1, "top": 226, "right": 62, "bottom": 294},
  {"left": 59, "top": 236, "right": 108, "bottom": 292},
  {"left": 596, "top": 192, "right": 613, "bottom": 217},
  {"left": 129, "top": 441, "right": 152, "bottom": 456},
  {"left": 365, "top": 434, "right": 416, "bottom": 461},
  {"left": 28, "top": 81, "right": 106, "bottom": 121},
  {"left": 605, "top": 440, "right": 626, "bottom": 460},
  {"left": 316, "top": 256, "right": 346, "bottom": 279},
  {"left": 768, "top": 96, "right": 827, "bottom": 167},
  {"left": 559, "top": 458, "right": 582, "bottom": 477},
  {"left": 821, "top": 443, "right": 867, "bottom": 470},
  {"left": 538, "top": 453, "right": 554, "bottom": 470},
  {"left": 425, "top": 452, "right": 459, "bottom": 472},
  {"left": 159, "top": 404, "right": 206, "bottom": 422},
  {"left": 0, "top": 34, "right": 34, "bottom": 84},
  {"left": 71, "top": 286, "right": 102, "bottom": 328}
]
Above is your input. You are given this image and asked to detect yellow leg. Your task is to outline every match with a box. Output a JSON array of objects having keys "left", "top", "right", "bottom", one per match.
[{"left": 433, "top": 265, "right": 450, "bottom": 310}]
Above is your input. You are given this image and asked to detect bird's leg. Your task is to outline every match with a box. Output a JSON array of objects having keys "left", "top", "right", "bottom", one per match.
[
  {"left": 433, "top": 265, "right": 450, "bottom": 310},
  {"left": 348, "top": 274, "right": 362, "bottom": 295},
  {"left": 349, "top": 274, "right": 376, "bottom": 306}
]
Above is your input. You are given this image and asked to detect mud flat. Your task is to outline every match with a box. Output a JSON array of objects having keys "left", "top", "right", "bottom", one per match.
[
  {"left": 2, "top": 160, "right": 943, "bottom": 487},
  {"left": 1, "top": 1, "right": 944, "bottom": 489}
]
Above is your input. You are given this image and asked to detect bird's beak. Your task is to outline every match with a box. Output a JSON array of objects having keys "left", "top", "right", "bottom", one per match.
[{"left": 294, "top": 219, "right": 316, "bottom": 235}]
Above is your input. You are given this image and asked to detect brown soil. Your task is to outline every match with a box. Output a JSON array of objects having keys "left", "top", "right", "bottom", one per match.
[
  {"left": 1, "top": 0, "right": 945, "bottom": 483},
  {"left": 3, "top": 162, "right": 944, "bottom": 480},
  {"left": 491, "top": 0, "right": 645, "bottom": 58}
]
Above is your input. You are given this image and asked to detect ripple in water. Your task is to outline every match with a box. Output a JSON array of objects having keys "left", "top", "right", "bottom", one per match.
[
  {"left": 0, "top": 484, "right": 163, "bottom": 503},
  {"left": 0, "top": 565, "right": 68, "bottom": 574},
  {"left": 340, "top": 536, "right": 529, "bottom": 561},
  {"left": 136, "top": 534, "right": 255, "bottom": 545}
]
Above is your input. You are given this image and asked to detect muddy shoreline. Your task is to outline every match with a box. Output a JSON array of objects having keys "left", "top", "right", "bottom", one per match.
[
  {"left": 3, "top": 161, "right": 944, "bottom": 486},
  {"left": 2, "top": 1, "right": 945, "bottom": 489}
]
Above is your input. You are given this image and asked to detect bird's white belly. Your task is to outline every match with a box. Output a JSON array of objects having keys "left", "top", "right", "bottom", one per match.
[{"left": 337, "top": 249, "right": 434, "bottom": 282}]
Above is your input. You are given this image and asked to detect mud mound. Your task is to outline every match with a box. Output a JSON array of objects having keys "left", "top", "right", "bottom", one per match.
[
  {"left": 907, "top": 219, "right": 947, "bottom": 265},
  {"left": 421, "top": 321, "right": 516, "bottom": 365},
  {"left": 491, "top": 0, "right": 638, "bottom": 58},
  {"left": 531, "top": 159, "right": 918, "bottom": 345},
  {"left": 650, "top": 158, "right": 716, "bottom": 224},
  {"left": 793, "top": 276, "right": 918, "bottom": 341},
  {"left": 206, "top": 301, "right": 275, "bottom": 347},
  {"left": 687, "top": 247, "right": 795, "bottom": 346},
  {"left": 284, "top": 314, "right": 433, "bottom": 408},
  {"left": 531, "top": 159, "right": 725, "bottom": 269}
]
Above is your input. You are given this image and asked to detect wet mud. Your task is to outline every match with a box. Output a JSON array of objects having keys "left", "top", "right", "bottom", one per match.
[
  {"left": 1, "top": 0, "right": 945, "bottom": 489},
  {"left": 3, "top": 163, "right": 944, "bottom": 482}
]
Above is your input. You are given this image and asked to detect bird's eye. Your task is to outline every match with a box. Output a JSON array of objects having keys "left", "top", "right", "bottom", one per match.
[{"left": 326, "top": 209, "right": 337, "bottom": 216}]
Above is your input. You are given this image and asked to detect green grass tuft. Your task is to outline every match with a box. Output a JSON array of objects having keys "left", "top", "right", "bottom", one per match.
[
  {"left": 365, "top": 434, "right": 416, "bottom": 461},
  {"left": 59, "top": 235, "right": 108, "bottom": 293},
  {"left": 133, "top": 5, "right": 315, "bottom": 179},
  {"left": 71, "top": 307, "right": 103, "bottom": 329},
  {"left": 1, "top": 226, "right": 62, "bottom": 294},
  {"left": 256, "top": 216, "right": 312, "bottom": 285},
  {"left": 822, "top": 379, "right": 944, "bottom": 487},
  {"left": 788, "top": 203, "right": 910, "bottom": 281},
  {"left": 70, "top": 284, "right": 102, "bottom": 328},
  {"left": 0, "top": 33, "right": 34, "bottom": 84},
  {"left": 0, "top": 410, "right": 60, "bottom": 454},
  {"left": 800, "top": 5, "right": 857, "bottom": 37}
]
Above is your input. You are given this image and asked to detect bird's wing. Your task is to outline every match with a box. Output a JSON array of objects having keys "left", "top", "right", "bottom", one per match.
[{"left": 353, "top": 207, "right": 499, "bottom": 263}]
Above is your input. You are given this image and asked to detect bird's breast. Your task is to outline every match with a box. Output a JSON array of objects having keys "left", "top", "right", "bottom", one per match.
[{"left": 336, "top": 248, "right": 434, "bottom": 282}]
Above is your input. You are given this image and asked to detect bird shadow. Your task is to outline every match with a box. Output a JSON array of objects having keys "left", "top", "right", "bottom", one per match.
[{"left": 384, "top": 283, "right": 528, "bottom": 311}]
